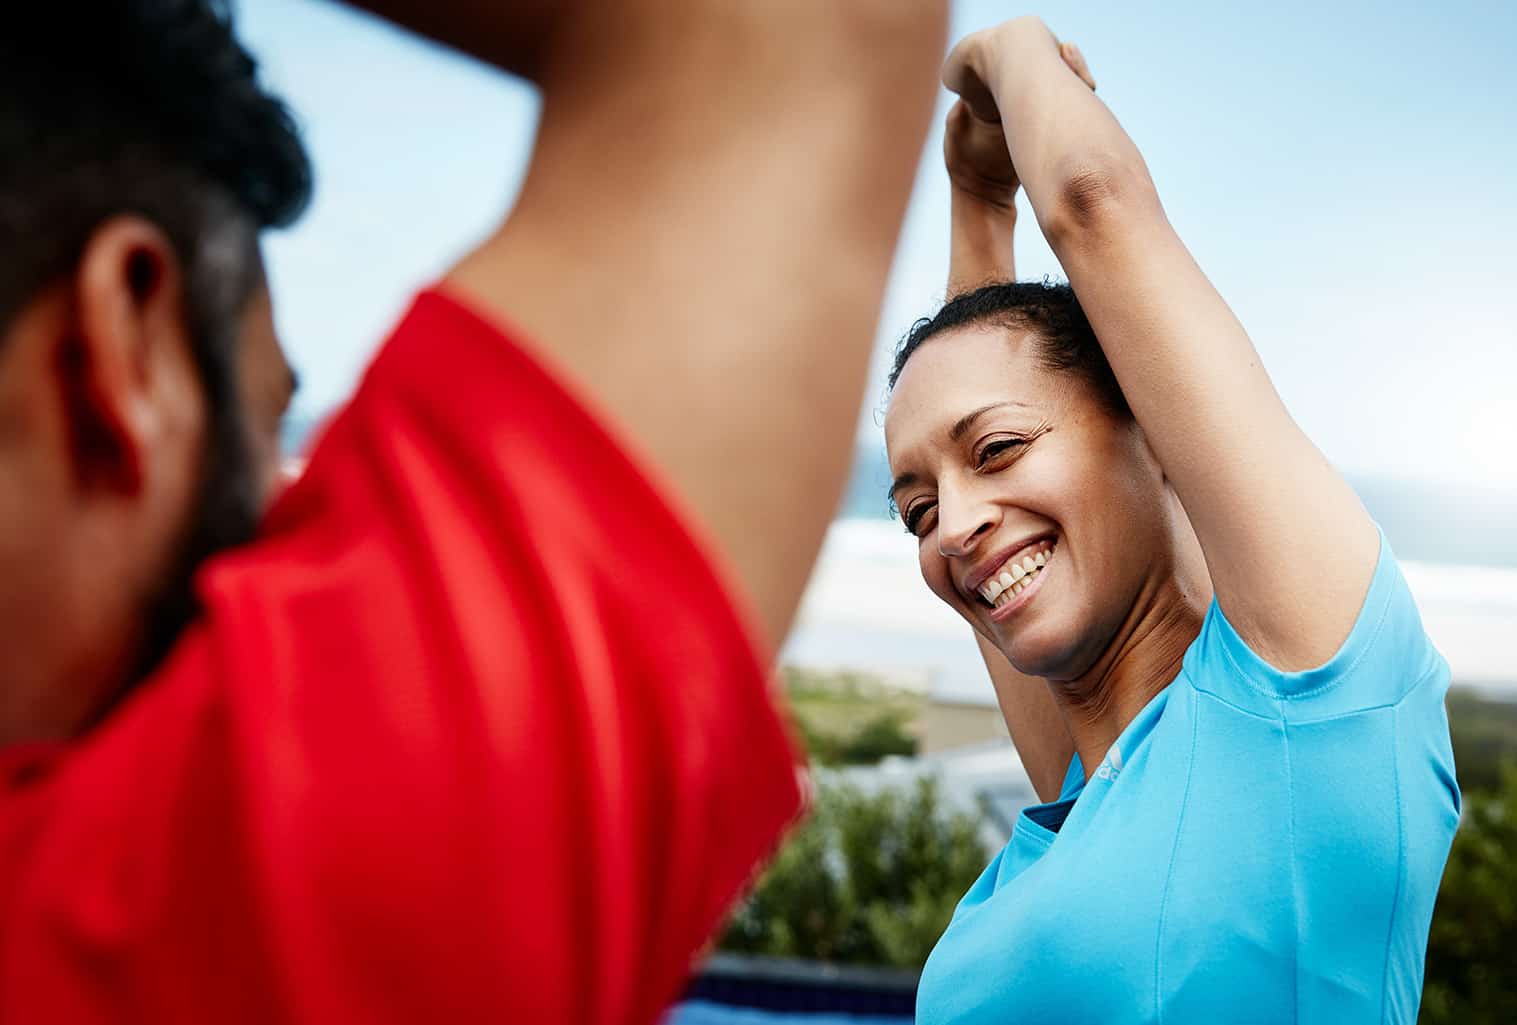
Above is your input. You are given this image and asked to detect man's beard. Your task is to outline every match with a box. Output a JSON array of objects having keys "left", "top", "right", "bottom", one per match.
[
  {"left": 86, "top": 404, "right": 261, "bottom": 730},
  {"left": 143, "top": 402, "right": 262, "bottom": 677}
]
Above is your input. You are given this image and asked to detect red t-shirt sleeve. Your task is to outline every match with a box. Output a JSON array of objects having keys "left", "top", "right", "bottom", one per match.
[{"left": 2, "top": 290, "right": 802, "bottom": 1024}]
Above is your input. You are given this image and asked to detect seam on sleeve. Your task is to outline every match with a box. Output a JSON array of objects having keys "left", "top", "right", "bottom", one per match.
[
  {"left": 1213, "top": 577, "right": 1395, "bottom": 703},
  {"left": 1195, "top": 663, "right": 1441, "bottom": 727},
  {"left": 1153, "top": 700, "right": 1200, "bottom": 1024},
  {"left": 1185, "top": 684, "right": 1291, "bottom": 723},
  {"left": 1377, "top": 707, "right": 1405, "bottom": 1025},
  {"left": 1386, "top": 665, "right": 1447, "bottom": 713}
]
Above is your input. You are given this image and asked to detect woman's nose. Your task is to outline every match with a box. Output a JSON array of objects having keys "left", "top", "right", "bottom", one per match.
[{"left": 936, "top": 488, "right": 999, "bottom": 558}]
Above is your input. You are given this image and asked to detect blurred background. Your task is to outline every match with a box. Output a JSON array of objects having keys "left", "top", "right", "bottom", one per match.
[{"left": 240, "top": 1, "right": 1517, "bottom": 1021}]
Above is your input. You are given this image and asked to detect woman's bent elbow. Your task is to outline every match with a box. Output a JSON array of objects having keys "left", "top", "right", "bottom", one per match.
[{"left": 1041, "top": 160, "right": 1157, "bottom": 246}]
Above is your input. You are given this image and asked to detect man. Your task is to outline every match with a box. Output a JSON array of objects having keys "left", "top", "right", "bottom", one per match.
[{"left": 0, "top": 1, "right": 946, "bottom": 1020}]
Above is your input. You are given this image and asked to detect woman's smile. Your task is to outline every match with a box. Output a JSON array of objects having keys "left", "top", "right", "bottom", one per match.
[
  {"left": 984, "top": 538, "right": 1056, "bottom": 622},
  {"left": 964, "top": 535, "right": 1059, "bottom": 618}
]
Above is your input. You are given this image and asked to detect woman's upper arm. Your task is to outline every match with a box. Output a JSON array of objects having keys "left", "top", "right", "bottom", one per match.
[
  {"left": 975, "top": 632, "right": 1073, "bottom": 803},
  {"left": 1043, "top": 174, "right": 1379, "bottom": 672}
]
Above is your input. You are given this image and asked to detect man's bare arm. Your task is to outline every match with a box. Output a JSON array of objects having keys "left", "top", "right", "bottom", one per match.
[
  {"left": 346, "top": 0, "right": 566, "bottom": 80},
  {"left": 362, "top": 1, "right": 948, "bottom": 647}
]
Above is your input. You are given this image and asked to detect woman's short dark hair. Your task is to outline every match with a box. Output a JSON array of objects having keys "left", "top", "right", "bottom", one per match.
[{"left": 888, "top": 280, "right": 1130, "bottom": 419}]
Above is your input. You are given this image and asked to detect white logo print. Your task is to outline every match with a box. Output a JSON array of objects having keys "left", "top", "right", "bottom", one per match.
[{"left": 1094, "top": 742, "right": 1123, "bottom": 782}]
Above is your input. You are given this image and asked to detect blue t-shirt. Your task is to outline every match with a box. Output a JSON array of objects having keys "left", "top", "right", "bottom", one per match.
[{"left": 916, "top": 529, "right": 1460, "bottom": 1025}]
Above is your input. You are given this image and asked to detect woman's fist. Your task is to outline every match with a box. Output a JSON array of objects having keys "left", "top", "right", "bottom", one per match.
[{"left": 942, "top": 30, "right": 1095, "bottom": 211}]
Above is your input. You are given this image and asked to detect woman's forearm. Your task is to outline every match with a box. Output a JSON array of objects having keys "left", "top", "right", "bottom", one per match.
[
  {"left": 950, "top": 191, "right": 1081, "bottom": 801},
  {"left": 948, "top": 189, "right": 1016, "bottom": 294},
  {"left": 976, "top": 634, "right": 1075, "bottom": 803}
]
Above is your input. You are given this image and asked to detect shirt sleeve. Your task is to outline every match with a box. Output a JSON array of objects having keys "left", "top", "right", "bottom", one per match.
[
  {"left": 1186, "top": 524, "right": 1448, "bottom": 719},
  {"left": 10, "top": 290, "right": 802, "bottom": 1024}
]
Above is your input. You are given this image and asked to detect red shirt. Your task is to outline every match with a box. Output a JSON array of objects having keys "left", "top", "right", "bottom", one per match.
[{"left": 0, "top": 291, "right": 802, "bottom": 1024}]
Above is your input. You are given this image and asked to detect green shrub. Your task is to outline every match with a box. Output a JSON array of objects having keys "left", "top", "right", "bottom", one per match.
[
  {"left": 1420, "top": 761, "right": 1517, "bottom": 1025},
  {"left": 721, "top": 777, "right": 986, "bottom": 968},
  {"left": 783, "top": 667, "right": 921, "bottom": 767},
  {"left": 796, "top": 709, "right": 918, "bottom": 767},
  {"left": 1445, "top": 690, "right": 1517, "bottom": 793}
]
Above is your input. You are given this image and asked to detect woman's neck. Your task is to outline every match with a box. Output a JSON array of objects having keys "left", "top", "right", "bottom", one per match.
[{"left": 1056, "top": 512, "right": 1211, "bottom": 784}]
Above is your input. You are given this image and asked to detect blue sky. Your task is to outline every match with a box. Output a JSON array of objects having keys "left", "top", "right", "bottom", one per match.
[{"left": 240, "top": 0, "right": 1517, "bottom": 490}]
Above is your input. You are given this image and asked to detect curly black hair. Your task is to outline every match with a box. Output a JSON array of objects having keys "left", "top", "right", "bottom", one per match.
[
  {"left": 888, "top": 280, "right": 1130, "bottom": 420},
  {"left": 1, "top": 1, "right": 314, "bottom": 694},
  {"left": 1, "top": 0, "right": 311, "bottom": 330}
]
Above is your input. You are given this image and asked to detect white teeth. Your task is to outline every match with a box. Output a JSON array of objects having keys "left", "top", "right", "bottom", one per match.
[{"left": 976, "top": 541, "right": 1057, "bottom": 609}]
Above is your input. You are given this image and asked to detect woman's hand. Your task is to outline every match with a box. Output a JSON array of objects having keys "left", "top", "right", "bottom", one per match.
[
  {"left": 942, "top": 18, "right": 1073, "bottom": 121},
  {"left": 943, "top": 39, "right": 1094, "bottom": 212},
  {"left": 943, "top": 37, "right": 1094, "bottom": 294},
  {"left": 943, "top": 101, "right": 1018, "bottom": 211}
]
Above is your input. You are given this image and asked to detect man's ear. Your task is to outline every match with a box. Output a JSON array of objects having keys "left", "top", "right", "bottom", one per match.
[{"left": 57, "top": 216, "right": 191, "bottom": 495}]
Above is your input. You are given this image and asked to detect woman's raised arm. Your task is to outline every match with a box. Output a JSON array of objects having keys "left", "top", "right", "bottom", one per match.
[
  {"left": 943, "top": 19, "right": 1378, "bottom": 672},
  {"left": 939, "top": 49, "right": 1095, "bottom": 800}
]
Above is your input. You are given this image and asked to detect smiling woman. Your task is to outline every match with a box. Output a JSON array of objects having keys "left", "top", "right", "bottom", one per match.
[
  {"left": 886, "top": 281, "right": 1193, "bottom": 693},
  {"left": 884, "top": 19, "right": 1461, "bottom": 1025}
]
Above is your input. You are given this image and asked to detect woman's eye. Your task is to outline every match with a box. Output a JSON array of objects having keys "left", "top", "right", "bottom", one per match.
[
  {"left": 976, "top": 438, "right": 1025, "bottom": 468},
  {"left": 904, "top": 502, "right": 937, "bottom": 538}
]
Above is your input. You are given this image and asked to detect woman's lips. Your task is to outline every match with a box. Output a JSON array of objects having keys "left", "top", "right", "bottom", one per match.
[
  {"left": 976, "top": 538, "right": 1056, "bottom": 609},
  {"left": 986, "top": 542, "right": 1055, "bottom": 622}
]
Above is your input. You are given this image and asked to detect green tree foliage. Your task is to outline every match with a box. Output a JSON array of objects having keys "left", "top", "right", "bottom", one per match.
[
  {"left": 721, "top": 778, "right": 986, "bottom": 968},
  {"left": 797, "top": 710, "right": 918, "bottom": 767},
  {"left": 1420, "top": 761, "right": 1517, "bottom": 1025},
  {"left": 783, "top": 667, "right": 921, "bottom": 767},
  {"left": 1444, "top": 689, "right": 1517, "bottom": 793}
]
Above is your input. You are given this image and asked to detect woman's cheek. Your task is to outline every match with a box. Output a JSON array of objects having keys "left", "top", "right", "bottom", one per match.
[
  {"left": 918, "top": 547, "right": 940, "bottom": 595},
  {"left": 920, "top": 550, "right": 963, "bottom": 613}
]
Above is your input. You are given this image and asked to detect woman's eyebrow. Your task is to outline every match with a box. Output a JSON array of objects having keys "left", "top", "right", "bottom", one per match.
[{"left": 949, "top": 401, "right": 1027, "bottom": 443}]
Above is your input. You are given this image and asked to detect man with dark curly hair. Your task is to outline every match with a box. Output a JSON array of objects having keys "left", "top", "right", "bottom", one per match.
[{"left": 0, "top": 2, "right": 948, "bottom": 1020}]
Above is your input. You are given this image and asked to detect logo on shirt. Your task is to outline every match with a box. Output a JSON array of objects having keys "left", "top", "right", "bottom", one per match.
[{"left": 1094, "top": 742, "right": 1124, "bottom": 782}]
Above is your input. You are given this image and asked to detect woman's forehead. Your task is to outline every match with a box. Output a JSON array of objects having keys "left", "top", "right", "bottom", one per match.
[{"left": 885, "top": 326, "right": 1047, "bottom": 449}]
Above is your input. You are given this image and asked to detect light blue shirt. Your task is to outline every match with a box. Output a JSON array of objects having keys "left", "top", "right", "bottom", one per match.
[{"left": 917, "top": 529, "right": 1460, "bottom": 1024}]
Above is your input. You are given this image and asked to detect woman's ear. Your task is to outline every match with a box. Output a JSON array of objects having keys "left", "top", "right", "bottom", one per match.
[{"left": 58, "top": 216, "right": 192, "bottom": 495}]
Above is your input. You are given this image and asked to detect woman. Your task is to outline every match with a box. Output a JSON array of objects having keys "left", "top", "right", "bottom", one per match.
[{"left": 884, "top": 20, "right": 1459, "bottom": 1024}]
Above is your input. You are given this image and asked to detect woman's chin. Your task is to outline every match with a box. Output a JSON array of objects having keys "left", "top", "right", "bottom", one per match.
[
  {"left": 993, "top": 620, "right": 1083, "bottom": 681},
  {"left": 957, "top": 597, "right": 1088, "bottom": 680}
]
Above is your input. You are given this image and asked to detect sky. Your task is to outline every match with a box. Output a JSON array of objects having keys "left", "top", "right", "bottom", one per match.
[{"left": 239, "top": 0, "right": 1517, "bottom": 491}]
